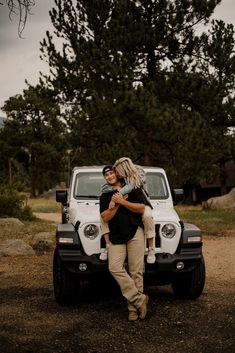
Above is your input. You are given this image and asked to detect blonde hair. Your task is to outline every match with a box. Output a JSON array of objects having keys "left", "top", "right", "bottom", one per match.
[{"left": 113, "top": 157, "right": 142, "bottom": 188}]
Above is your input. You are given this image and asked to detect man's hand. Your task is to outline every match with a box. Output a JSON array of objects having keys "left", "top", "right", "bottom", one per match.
[
  {"left": 112, "top": 192, "right": 145, "bottom": 214},
  {"left": 112, "top": 192, "right": 125, "bottom": 205},
  {"left": 101, "top": 202, "right": 120, "bottom": 222}
]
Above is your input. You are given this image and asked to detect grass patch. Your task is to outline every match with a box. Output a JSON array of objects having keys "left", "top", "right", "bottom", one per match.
[
  {"left": 176, "top": 205, "right": 235, "bottom": 224},
  {"left": 0, "top": 198, "right": 60, "bottom": 245},
  {"left": 176, "top": 205, "right": 235, "bottom": 237},
  {"left": 0, "top": 219, "right": 56, "bottom": 244},
  {"left": 27, "top": 198, "right": 61, "bottom": 213}
]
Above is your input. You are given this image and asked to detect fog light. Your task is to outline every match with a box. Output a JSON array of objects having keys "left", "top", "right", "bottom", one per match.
[
  {"left": 79, "top": 263, "right": 88, "bottom": 272},
  {"left": 176, "top": 261, "right": 184, "bottom": 270}
]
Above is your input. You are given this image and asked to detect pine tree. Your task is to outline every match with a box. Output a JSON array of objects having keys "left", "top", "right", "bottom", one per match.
[
  {"left": 39, "top": 0, "right": 235, "bottom": 191},
  {"left": 1, "top": 85, "right": 66, "bottom": 196}
]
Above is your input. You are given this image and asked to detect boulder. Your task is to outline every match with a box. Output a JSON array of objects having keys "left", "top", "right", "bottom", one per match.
[
  {"left": 203, "top": 188, "right": 235, "bottom": 210},
  {"left": 0, "top": 239, "right": 35, "bottom": 256},
  {"left": 0, "top": 218, "right": 24, "bottom": 226},
  {"left": 32, "top": 232, "right": 55, "bottom": 245},
  {"left": 31, "top": 232, "right": 55, "bottom": 254}
]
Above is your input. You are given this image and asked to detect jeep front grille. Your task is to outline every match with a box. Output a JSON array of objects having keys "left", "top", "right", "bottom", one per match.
[{"left": 99, "top": 224, "right": 161, "bottom": 248}]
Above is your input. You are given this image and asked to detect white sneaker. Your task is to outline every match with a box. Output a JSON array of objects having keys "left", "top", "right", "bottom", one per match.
[
  {"left": 99, "top": 248, "right": 108, "bottom": 261},
  {"left": 147, "top": 248, "right": 156, "bottom": 264}
]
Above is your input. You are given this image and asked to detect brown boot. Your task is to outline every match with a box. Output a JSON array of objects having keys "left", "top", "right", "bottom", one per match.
[
  {"left": 128, "top": 311, "right": 138, "bottom": 321},
  {"left": 139, "top": 295, "right": 149, "bottom": 320}
]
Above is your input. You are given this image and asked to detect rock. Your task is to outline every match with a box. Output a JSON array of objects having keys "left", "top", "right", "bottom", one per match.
[
  {"left": 203, "top": 188, "right": 235, "bottom": 210},
  {"left": 0, "top": 239, "right": 35, "bottom": 256},
  {"left": 31, "top": 232, "right": 55, "bottom": 254},
  {"left": 34, "top": 231, "right": 54, "bottom": 241},
  {"left": 32, "top": 232, "right": 55, "bottom": 246},
  {"left": 0, "top": 218, "right": 24, "bottom": 226}
]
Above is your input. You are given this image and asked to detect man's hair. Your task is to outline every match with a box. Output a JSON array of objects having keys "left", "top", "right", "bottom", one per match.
[{"left": 113, "top": 157, "right": 142, "bottom": 188}]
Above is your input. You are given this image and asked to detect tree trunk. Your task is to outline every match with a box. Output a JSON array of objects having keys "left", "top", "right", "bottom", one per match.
[{"left": 220, "top": 161, "right": 227, "bottom": 195}]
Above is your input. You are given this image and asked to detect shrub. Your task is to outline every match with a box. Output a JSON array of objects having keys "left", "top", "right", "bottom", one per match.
[
  {"left": 20, "top": 205, "right": 35, "bottom": 221},
  {"left": 0, "top": 186, "right": 34, "bottom": 220}
]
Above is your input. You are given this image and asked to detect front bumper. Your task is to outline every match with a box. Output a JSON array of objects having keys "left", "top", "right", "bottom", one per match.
[
  {"left": 56, "top": 246, "right": 203, "bottom": 279},
  {"left": 58, "top": 248, "right": 109, "bottom": 275},
  {"left": 145, "top": 248, "right": 202, "bottom": 273}
]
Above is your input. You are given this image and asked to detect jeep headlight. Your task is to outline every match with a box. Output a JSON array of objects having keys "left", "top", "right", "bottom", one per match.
[
  {"left": 84, "top": 224, "right": 99, "bottom": 240},
  {"left": 161, "top": 224, "right": 176, "bottom": 238}
]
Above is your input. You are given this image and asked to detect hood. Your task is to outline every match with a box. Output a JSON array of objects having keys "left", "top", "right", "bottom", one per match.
[
  {"left": 69, "top": 201, "right": 100, "bottom": 224},
  {"left": 69, "top": 199, "right": 180, "bottom": 225},
  {"left": 151, "top": 201, "right": 180, "bottom": 223}
]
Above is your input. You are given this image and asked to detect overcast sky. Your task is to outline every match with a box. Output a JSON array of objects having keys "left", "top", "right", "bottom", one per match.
[{"left": 0, "top": 0, "right": 235, "bottom": 117}]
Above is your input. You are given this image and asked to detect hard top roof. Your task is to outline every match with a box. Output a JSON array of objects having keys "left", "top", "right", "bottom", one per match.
[{"left": 72, "top": 165, "right": 165, "bottom": 172}]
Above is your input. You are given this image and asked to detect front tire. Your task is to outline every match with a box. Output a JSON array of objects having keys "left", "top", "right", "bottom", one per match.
[
  {"left": 53, "top": 248, "right": 80, "bottom": 305},
  {"left": 171, "top": 256, "right": 206, "bottom": 299}
]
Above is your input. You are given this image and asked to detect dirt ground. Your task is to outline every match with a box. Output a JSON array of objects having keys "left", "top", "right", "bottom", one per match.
[{"left": 0, "top": 214, "right": 234, "bottom": 353}]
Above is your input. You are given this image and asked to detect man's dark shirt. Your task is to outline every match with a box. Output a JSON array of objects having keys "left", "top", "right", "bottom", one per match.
[{"left": 100, "top": 188, "right": 145, "bottom": 244}]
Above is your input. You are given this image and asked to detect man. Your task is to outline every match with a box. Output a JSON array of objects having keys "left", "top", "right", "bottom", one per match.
[{"left": 100, "top": 165, "right": 149, "bottom": 321}]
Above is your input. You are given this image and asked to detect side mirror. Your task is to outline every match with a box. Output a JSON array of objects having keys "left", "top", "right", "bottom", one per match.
[{"left": 56, "top": 189, "right": 68, "bottom": 205}]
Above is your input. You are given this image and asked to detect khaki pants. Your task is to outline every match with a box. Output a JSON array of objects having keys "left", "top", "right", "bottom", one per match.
[{"left": 108, "top": 227, "right": 145, "bottom": 312}]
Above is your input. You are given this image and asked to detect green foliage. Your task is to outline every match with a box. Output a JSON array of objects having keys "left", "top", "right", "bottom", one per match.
[
  {"left": 0, "top": 187, "right": 22, "bottom": 218},
  {"left": 20, "top": 205, "right": 35, "bottom": 221},
  {"left": 176, "top": 205, "right": 235, "bottom": 236},
  {"left": 39, "top": 1, "right": 234, "bottom": 178},
  {"left": 177, "top": 206, "right": 235, "bottom": 225},
  {"left": 0, "top": 187, "right": 34, "bottom": 221},
  {"left": 1, "top": 84, "right": 67, "bottom": 196},
  {"left": 1, "top": 0, "right": 234, "bottom": 197}
]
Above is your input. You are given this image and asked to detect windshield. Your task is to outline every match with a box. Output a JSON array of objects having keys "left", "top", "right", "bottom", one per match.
[
  {"left": 74, "top": 172, "right": 104, "bottom": 199},
  {"left": 73, "top": 171, "right": 169, "bottom": 200},
  {"left": 145, "top": 172, "right": 169, "bottom": 199}
]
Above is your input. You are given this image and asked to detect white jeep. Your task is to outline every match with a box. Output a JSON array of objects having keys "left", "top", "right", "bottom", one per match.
[{"left": 54, "top": 166, "right": 205, "bottom": 305}]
